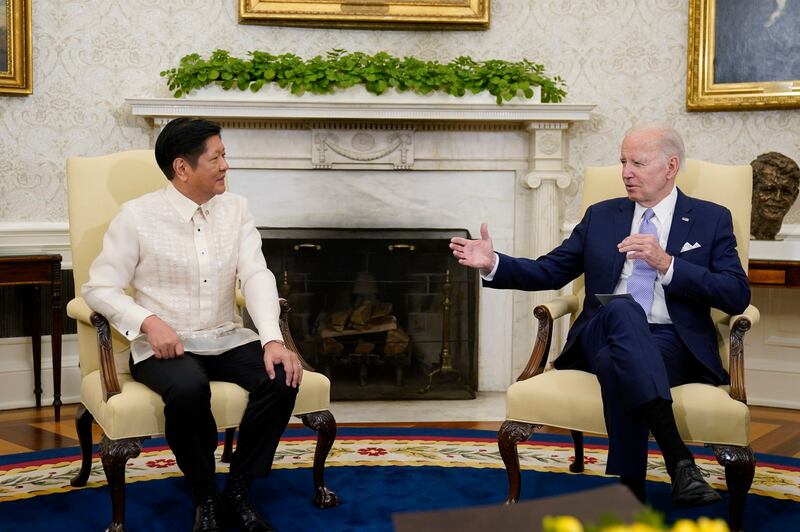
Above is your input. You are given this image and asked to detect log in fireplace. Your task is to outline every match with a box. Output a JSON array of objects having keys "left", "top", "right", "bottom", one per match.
[{"left": 258, "top": 228, "right": 478, "bottom": 400}]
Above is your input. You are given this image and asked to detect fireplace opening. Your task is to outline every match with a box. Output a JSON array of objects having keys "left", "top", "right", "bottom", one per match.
[{"left": 257, "top": 228, "right": 478, "bottom": 400}]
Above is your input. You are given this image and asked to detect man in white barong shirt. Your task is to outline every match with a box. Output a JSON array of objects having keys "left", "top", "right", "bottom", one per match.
[{"left": 83, "top": 117, "right": 297, "bottom": 532}]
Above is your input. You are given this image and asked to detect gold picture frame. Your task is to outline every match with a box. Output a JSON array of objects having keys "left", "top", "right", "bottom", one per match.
[
  {"left": 687, "top": 0, "right": 800, "bottom": 111},
  {"left": 238, "top": 0, "right": 489, "bottom": 30},
  {"left": 0, "top": 0, "right": 31, "bottom": 95}
]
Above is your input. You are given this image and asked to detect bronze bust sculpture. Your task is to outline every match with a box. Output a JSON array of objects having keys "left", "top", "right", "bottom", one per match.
[{"left": 750, "top": 152, "right": 800, "bottom": 240}]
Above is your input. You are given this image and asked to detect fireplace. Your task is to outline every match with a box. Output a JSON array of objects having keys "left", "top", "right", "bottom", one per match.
[{"left": 259, "top": 228, "right": 478, "bottom": 400}]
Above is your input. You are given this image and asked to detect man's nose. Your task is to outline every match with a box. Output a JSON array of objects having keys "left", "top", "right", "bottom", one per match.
[{"left": 621, "top": 164, "right": 633, "bottom": 178}]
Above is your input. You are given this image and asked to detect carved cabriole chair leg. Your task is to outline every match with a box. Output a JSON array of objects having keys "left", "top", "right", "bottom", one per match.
[
  {"left": 100, "top": 435, "right": 144, "bottom": 532},
  {"left": 299, "top": 410, "right": 341, "bottom": 508},
  {"left": 497, "top": 420, "right": 538, "bottom": 504},
  {"left": 569, "top": 430, "right": 585, "bottom": 473},
  {"left": 710, "top": 444, "right": 756, "bottom": 532},
  {"left": 221, "top": 427, "right": 236, "bottom": 463},
  {"left": 70, "top": 404, "right": 95, "bottom": 487}
]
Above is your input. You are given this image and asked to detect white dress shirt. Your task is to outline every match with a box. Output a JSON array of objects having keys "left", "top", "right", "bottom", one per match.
[
  {"left": 612, "top": 186, "right": 677, "bottom": 324},
  {"left": 483, "top": 186, "right": 679, "bottom": 324},
  {"left": 83, "top": 183, "right": 283, "bottom": 364}
]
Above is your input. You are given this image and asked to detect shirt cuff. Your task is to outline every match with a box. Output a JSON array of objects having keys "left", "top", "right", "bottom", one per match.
[
  {"left": 480, "top": 253, "right": 500, "bottom": 281},
  {"left": 257, "top": 324, "right": 284, "bottom": 349},
  {"left": 119, "top": 307, "right": 155, "bottom": 342},
  {"left": 659, "top": 256, "right": 675, "bottom": 286}
]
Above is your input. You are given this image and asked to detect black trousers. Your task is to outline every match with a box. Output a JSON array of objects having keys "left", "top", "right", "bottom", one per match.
[
  {"left": 130, "top": 341, "right": 298, "bottom": 489},
  {"left": 577, "top": 297, "right": 713, "bottom": 478}
]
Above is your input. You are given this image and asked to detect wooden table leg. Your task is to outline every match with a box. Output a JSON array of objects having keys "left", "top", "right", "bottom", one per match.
[
  {"left": 51, "top": 263, "right": 62, "bottom": 421},
  {"left": 30, "top": 285, "right": 42, "bottom": 408}
]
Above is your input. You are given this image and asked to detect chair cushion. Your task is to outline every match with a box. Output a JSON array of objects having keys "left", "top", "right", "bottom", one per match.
[
  {"left": 81, "top": 370, "right": 331, "bottom": 440},
  {"left": 506, "top": 369, "right": 749, "bottom": 447}
]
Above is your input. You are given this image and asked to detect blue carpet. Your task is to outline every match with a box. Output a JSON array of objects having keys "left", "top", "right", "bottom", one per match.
[{"left": 0, "top": 428, "right": 798, "bottom": 531}]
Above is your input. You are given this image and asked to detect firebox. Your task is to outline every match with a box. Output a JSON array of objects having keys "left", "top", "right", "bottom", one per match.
[{"left": 257, "top": 228, "right": 478, "bottom": 400}]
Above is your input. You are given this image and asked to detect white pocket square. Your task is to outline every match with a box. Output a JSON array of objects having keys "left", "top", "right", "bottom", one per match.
[{"left": 680, "top": 242, "right": 701, "bottom": 253}]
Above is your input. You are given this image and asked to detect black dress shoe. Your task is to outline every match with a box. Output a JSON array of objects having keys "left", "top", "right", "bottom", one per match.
[
  {"left": 671, "top": 459, "right": 722, "bottom": 508},
  {"left": 224, "top": 493, "right": 276, "bottom": 532},
  {"left": 193, "top": 495, "right": 222, "bottom": 532}
]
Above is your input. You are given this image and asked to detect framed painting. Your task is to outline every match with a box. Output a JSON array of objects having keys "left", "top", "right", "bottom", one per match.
[
  {"left": 687, "top": 0, "right": 800, "bottom": 111},
  {"left": 0, "top": 0, "right": 31, "bottom": 95},
  {"left": 238, "top": 0, "right": 489, "bottom": 30}
]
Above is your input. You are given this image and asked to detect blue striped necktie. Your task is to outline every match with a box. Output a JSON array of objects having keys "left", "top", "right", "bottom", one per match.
[{"left": 627, "top": 208, "right": 658, "bottom": 314}]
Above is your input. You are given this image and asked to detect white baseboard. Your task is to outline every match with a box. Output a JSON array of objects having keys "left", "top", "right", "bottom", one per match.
[{"left": 0, "top": 335, "right": 81, "bottom": 409}]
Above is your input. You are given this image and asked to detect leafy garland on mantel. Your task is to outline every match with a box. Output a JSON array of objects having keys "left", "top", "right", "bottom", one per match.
[{"left": 161, "top": 49, "right": 567, "bottom": 105}]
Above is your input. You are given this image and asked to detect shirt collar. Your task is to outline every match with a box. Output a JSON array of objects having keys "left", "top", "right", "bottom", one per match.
[
  {"left": 165, "top": 182, "right": 214, "bottom": 223},
  {"left": 634, "top": 185, "right": 677, "bottom": 226}
]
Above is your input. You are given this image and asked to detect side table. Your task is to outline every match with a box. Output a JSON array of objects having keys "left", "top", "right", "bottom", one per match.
[
  {"left": 0, "top": 254, "right": 63, "bottom": 421},
  {"left": 748, "top": 259, "right": 800, "bottom": 288}
]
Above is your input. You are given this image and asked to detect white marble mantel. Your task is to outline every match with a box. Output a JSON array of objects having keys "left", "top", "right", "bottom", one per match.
[
  {"left": 127, "top": 86, "right": 594, "bottom": 123},
  {"left": 127, "top": 89, "right": 595, "bottom": 391}
]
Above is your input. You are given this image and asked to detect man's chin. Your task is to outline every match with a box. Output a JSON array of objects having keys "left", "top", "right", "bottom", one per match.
[{"left": 758, "top": 209, "right": 786, "bottom": 220}]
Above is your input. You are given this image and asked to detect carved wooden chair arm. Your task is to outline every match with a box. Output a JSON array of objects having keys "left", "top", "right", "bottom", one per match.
[
  {"left": 90, "top": 312, "right": 122, "bottom": 401},
  {"left": 725, "top": 304, "right": 759, "bottom": 404},
  {"left": 278, "top": 298, "right": 314, "bottom": 371},
  {"left": 517, "top": 294, "right": 580, "bottom": 382},
  {"left": 237, "top": 289, "right": 313, "bottom": 371},
  {"left": 67, "top": 297, "right": 122, "bottom": 401}
]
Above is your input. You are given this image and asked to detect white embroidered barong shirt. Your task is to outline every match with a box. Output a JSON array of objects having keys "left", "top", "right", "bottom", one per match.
[{"left": 83, "top": 183, "right": 282, "bottom": 364}]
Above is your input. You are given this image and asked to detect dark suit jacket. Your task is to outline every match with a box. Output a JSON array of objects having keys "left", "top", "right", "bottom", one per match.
[{"left": 484, "top": 189, "right": 751, "bottom": 384}]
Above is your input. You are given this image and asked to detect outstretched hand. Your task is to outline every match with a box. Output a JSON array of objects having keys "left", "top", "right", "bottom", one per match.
[{"left": 449, "top": 223, "right": 497, "bottom": 274}]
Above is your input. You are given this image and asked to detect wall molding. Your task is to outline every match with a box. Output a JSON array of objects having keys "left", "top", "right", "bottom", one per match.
[
  {"left": 0, "top": 222, "right": 72, "bottom": 268},
  {"left": 745, "top": 357, "right": 800, "bottom": 375}
]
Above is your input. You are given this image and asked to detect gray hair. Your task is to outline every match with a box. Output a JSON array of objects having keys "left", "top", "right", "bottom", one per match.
[{"left": 625, "top": 123, "right": 685, "bottom": 169}]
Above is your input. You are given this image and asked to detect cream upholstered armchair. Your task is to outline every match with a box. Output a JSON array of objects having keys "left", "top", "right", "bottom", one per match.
[
  {"left": 498, "top": 160, "right": 760, "bottom": 532},
  {"left": 66, "top": 150, "right": 340, "bottom": 531}
]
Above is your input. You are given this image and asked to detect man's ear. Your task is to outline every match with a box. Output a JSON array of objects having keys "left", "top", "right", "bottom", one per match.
[
  {"left": 172, "top": 158, "right": 189, "bottom": 183},
  {"left": 666, "top": 155, "right": 680, "bottom": 180}
]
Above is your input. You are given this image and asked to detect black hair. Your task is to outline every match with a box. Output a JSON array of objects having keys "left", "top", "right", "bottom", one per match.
[{"left": 154, "top": 117, "right": 221, "bottom": 180}]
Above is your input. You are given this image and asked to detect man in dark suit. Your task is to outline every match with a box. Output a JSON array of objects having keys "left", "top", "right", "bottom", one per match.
[{"left": 450, "top": 124, "right": 750, "bottom": 506}]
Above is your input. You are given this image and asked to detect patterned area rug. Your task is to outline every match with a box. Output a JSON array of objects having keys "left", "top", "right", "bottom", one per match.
[{"left": 1, "top": 428, "right": 798, "bottom": 530}]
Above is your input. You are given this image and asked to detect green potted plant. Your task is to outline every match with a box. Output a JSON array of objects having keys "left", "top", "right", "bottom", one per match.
[{"left": 161, "top": 49, "right": 567, "bottom": 105}]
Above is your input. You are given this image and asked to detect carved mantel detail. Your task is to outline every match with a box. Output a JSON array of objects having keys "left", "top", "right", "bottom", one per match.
[{"left": 312, "top": 129, "right": 414, "bottom": 169}]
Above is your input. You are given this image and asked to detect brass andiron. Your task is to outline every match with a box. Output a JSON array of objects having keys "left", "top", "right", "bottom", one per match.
[
  {"left": 279, "top": 269, "right": 291, "bottom": 299},
  {"left": 420, "top": 269, "right": 466, "bottom": 393}
]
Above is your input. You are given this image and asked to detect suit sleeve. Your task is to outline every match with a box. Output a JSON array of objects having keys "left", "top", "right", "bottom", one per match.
[
  {"left": 666, "top": 207, "right": 750, "bottom": 315},
  {"left": 483, "top": 206, "right": 590, "bottom": 291}
]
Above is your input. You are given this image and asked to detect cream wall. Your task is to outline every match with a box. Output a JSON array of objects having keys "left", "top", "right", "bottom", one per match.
[{"left": 1, "top": 0, "right": 800, "bottom": 225}]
